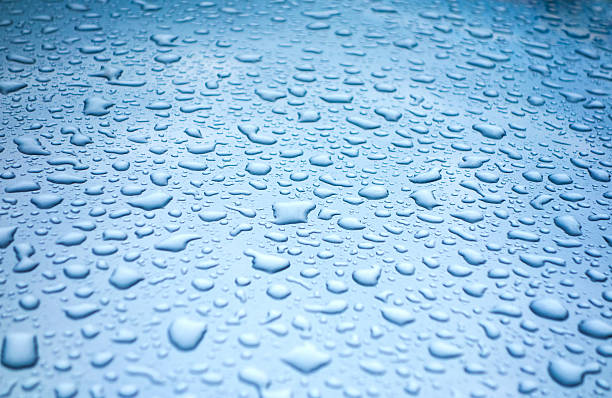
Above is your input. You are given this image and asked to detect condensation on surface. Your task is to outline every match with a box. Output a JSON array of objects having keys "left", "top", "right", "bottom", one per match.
[{"left": 0, "top": 0, "right": 611, "bottom": 397}]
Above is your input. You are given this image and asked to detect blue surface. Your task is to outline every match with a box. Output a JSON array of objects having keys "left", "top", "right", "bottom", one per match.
[{"left": 0, "top": 0, "right": 611, "bottom": 397}]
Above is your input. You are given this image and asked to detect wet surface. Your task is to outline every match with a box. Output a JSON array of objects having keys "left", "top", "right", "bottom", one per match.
[{"left": 0, "top": 0, "right": 611, "bottom": 397}]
